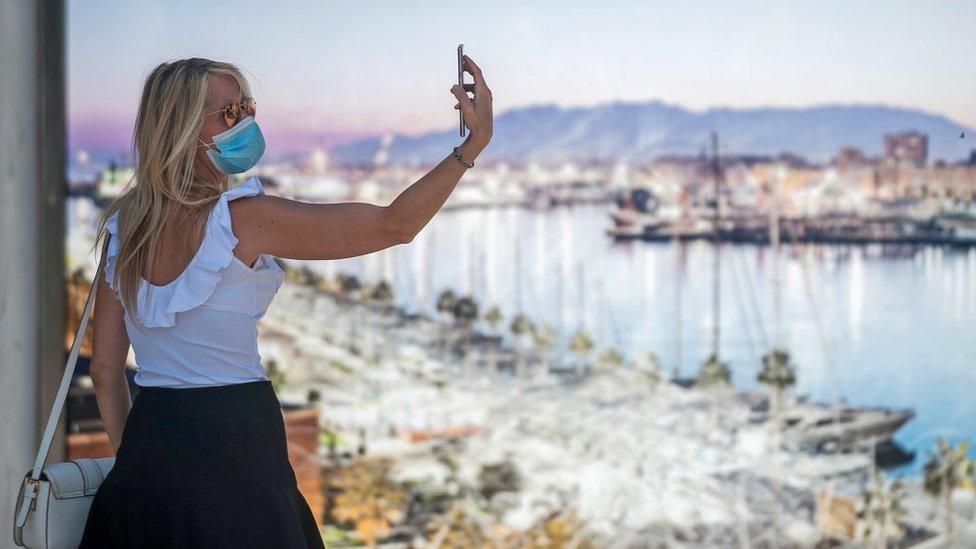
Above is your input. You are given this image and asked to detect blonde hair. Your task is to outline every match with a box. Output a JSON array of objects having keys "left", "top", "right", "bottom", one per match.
[{"left": 90, "top": 57, "right": 256, "bottom": 321}]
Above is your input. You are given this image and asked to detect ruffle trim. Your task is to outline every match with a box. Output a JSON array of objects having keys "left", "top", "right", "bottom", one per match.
[{"left": 103, "top": 176, "right": 267, "bottom": 328}]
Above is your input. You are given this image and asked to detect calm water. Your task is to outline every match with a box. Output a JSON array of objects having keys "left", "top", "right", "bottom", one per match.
[{"left": 316, "top": 202, "right": 976, "bottom": 475}]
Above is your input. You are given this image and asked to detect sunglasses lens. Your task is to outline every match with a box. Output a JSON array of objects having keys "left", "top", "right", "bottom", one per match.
[{"left": 215, "top": 99, "right": 256, "bottom": 128}]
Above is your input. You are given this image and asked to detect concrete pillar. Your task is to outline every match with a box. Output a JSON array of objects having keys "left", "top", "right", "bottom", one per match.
[{"left": 0, "top": 0, "right": 66, "bottom": 543}]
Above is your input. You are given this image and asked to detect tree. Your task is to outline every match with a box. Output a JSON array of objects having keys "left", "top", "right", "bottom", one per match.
[
  {"left": 531, "top": 323, "right": 556, "bottom": 381},
  {"left": 477, "top": 461, "right": 521, "bottom": 501},
  {"left": 372, "top": 279, "right": 394, "bottom": 307},
  {"left": 436, "top": 289, "right": 458, "bottom": 372},
  {"left": 694, "top": 353, "right": 731, "bottom": 389},
  {"left": 483, "top": 306, "right": 503, "bottom": 379},
  {"left": 337, "top": 273, "right": 363, "bottom": 352},
  {"left": 521, "top": 508, "right": 596, "bottom": 548},
  {"left": 594, "top": 347, "right": 624, "bottom": 374},
  {"left": 357, "top": 281, "right": 376, "bottom": 359},
  {"left": 371, "top": 279, "right": 395, "bottom": 361},
  {"left": 510, "top": 313, "right": 535, "bottom": 382},
  {"left": 923, "top": 438, "right": 975, "bottom": 547},
  {"left": 330, "top": 457, "right": 406, "bottom": 547},
  {"left": 453, "top": 296, "right": 479, "bottom": 381},
  {"left": 631, "top": 350, "right": 663, "bottom": 389},
  {"left": 264, "top": 358, "right": 285, "bottom": 394},
  {"left": 568, "top": 328, "right": 594, "bottom": 377},
  {"left": 757, "top": 348, "right": 797, "bottom": 434},
  {"left": 855, "top": 471, "right": 906, "bottom": 548},
  {"left": 426, "top": 502, "right": 489, "bottom": 548}
]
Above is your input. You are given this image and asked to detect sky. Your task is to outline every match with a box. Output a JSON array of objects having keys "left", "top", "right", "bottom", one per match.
[{"left": 68, "top": 0, "right": 976, "bottom": 161}]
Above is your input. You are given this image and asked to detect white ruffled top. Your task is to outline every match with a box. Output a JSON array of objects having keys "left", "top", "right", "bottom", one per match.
[{"left": 104, "top": 175, "right": 285, "bottom": 388}]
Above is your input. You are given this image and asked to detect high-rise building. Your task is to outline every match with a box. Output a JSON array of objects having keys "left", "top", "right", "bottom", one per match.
[{"left": 884, "top": 131, "right": 928, "bottom": 167}]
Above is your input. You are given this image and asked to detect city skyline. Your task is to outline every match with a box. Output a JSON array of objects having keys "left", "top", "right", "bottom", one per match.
[{"left": 69, "top": 0, "right": 976, "bottom": 161}]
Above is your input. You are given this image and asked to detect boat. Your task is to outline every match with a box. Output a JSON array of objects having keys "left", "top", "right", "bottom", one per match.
[{"left": 744, "top": 394, "right": 915, "bottom": 454}]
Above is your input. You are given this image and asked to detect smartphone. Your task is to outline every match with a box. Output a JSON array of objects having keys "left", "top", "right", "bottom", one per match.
[{"left": 457, "top": 43, "right": 465, "bottom": 137}]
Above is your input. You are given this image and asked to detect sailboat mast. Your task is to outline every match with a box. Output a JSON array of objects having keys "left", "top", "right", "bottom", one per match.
[
  {"left": 771, "top": 167, "right": 782, "bottom": 348},
  {"left": 711, "top": 132, "right": 722, "bottom": 359},
  {"left": 673, "top": 238, "right": 682, "bottom": 380},
  {"left": 515, "top": 218, "right": 523, "bottom": 312}
]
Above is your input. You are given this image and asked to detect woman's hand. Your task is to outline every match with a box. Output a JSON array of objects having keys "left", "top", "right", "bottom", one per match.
[{"left": 451, "top": 54, "right": 493, "bottom": 149}]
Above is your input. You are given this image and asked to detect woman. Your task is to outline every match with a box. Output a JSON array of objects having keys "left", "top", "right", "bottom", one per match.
[{"left": 79, "top": 56, "right": 492, "bottom": 547}]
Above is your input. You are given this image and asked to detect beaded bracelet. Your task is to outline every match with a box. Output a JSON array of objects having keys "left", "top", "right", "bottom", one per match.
[{"left": 452, "top": 146, "right": 474, "bottom": 169}]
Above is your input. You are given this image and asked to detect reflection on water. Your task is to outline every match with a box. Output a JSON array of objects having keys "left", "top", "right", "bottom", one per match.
[{"left": 316, "top": 203, "right": 976, "bottom": 474}]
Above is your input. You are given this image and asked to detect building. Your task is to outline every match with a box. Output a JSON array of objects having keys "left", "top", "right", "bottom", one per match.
[
  {"left": 835, "top": 147, "right": 866, "bottom": 170},
  {"left": 884, "top": 131, "right": 928, "bottom": 167}
]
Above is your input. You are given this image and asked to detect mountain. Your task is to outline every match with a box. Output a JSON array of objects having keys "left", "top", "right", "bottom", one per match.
[{"left": 328, "top": 100, "right": 975, "bottom": 165}]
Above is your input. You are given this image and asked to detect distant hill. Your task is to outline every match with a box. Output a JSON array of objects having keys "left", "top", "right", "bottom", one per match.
[{"left": 329, "top": 100, "right": 975, "bottom": 165}]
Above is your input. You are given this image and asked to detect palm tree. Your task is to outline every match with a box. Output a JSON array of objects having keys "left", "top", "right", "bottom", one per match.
[
  {"left": 313, "top": 269, "right": 331, "bottom": 292},
  {"left": 594, "top": 347, "right": 624, "bottom": 374},
  {"left": 436, "top": 289, "right": 458, "bottom": 372},
  {"left": 482, "top": 306, "right": 503, "bottom": 379},
  {"left": 357, "top": 281, "right": 376, "bottom": 360},
  {"left": 695, "top": 353, "right": 732, "bottom": 433},
  {"left": 757, "top": 348, "right": 797, "bottom": 435},
  {"left": 531, "top": 323, "right": 556, "bottom": 381},
  {"left": 855, "top": 471, "right": 906, "bottom": 548},
  {"left": 631, "top": 350, "right": 663, "bottom": 389},
  {"left": 372, "top": 279, "right": 393, "bottom": 307},
  {"left": 264, "top": 358, "right": 285, "bottom": 394},
  {"left": 694, "top": 353, "right": 731, "bottom": 389},
  {"left": 329, "top": 457, "right": 406, "bottom": 547},
  {"left": 338, "top": 273, "right": 362, "bottom": 351},
  {"left": 370, "top": 279, "right": 395, "bottom": 362},
  {"left": 282, "top": 263, "right": 304, "bottom": 285},
  {"left": 453, "top": 296, "right": 479, "bottom": 381},
  {"left": 567, "top": 328, "right": 594, "bottom": 378},
  {"left": 318, "top": 426, "right": 341, "bottom": 460},
  {"left": 923, "top": 438, "right": 975, "bottom": 547},
  {"left": 510, "top": 313, "right": 534, "bottom": 381}
]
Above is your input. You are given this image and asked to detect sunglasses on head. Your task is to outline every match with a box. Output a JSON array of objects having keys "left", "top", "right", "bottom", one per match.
[{"left": 206, "top": 97, "right": 257, "bottom": 128}]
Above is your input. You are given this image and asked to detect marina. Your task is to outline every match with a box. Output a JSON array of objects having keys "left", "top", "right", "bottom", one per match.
[
  {"left": 66, "top": 170, "right": 976, "bottom": 543},
  {"left": 253, "top": 277, "right": 954, "bottom": 546}
]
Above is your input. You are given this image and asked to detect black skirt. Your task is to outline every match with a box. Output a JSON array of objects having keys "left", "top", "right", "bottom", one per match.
[{"left": 79, "top": 379, "right": 325, "bottom": 548}]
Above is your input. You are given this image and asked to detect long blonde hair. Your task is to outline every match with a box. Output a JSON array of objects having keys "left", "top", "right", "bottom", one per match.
[{"left": 90, "top": 57, "right": 256, "bottom": 321}]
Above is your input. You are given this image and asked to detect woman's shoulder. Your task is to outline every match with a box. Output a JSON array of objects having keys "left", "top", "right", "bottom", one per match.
[
  {"left": 218, "top": 176, "right": 273, "bottom": 258},
  {"left": 221, "top": 175, "right": 267, "bottom": 203}
]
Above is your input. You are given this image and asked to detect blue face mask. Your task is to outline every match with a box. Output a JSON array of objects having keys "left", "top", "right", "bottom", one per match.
[{"left": 198, "top": 115, "right": 266, "bottom": 174}]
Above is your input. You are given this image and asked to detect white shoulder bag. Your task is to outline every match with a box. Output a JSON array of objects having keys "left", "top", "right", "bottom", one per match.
[{"left": 12, "top": 255, "right": 116, "bottom": 548}]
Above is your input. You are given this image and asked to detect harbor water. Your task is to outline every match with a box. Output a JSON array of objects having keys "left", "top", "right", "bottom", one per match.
[{"left": 315, "top": 202, "right": 976, "bottom": 475}]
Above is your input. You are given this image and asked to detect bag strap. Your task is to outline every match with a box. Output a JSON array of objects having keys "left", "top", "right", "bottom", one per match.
[{"left": 15, "top": 239, "right": 103, "bottom": 530}]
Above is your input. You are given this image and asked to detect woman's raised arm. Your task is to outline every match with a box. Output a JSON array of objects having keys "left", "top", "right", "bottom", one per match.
[{"left": 234, "top": 54, "right": 493, "bottom": 262}]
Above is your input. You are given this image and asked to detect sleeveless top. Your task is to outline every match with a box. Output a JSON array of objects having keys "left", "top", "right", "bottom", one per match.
[{"left": 103, "top": 175, "right": 285, "bottom": 388}]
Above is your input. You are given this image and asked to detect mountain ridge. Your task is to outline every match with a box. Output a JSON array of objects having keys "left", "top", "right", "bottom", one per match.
[{"left": 329, "top": 100, "right": 975, "bottom": 165}]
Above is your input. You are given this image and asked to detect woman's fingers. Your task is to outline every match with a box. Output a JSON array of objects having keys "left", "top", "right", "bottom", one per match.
[
  {"left": 464, "top": 55, "right": 492, "bottom": 98},
  {"left": 450, "top": 84, "right": 476, "bottom": 123},
  {"left": 463, "top": 55, "right": 483, "bottom": 85},
  {"left": 453, "top": 54, "right": 493, "bottom": 142}
]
